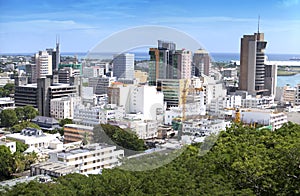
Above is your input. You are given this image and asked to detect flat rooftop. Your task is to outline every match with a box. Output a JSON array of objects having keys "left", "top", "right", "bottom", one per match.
[
  {"left": 64, "top": 124, "right": 94, "bottom": 130},
  {"left": 57, "top": 143, "right": 114, "bottom": 158},
  {"left": 31, "top": 161, "right": 75, "bottom": 174},
  {"left": 18, "top": 83, "right": 37, "bottom": 88}
]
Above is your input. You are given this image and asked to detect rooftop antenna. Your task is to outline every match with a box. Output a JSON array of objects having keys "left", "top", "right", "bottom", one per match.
[{"left": 257, "top": 15, "right": 260, "bottom": 33}]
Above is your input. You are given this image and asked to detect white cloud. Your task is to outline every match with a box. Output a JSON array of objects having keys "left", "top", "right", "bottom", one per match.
[
  {"left": 150, "top": 16, "right": 257, "bottom": 24},
  {"left": 278, "top": 0, "right": 299, "bottom": 7},
  {"left": 0, "top": 20, "right": 99, "bottom": 34}
]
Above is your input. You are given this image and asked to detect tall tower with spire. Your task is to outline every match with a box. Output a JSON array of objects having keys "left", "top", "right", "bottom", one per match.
[
  {"left": 239, "top": 17, "right": 270, "bottom": 96},
  {"left": 55, "top": 35, "right": 60, "bottom": 71}
]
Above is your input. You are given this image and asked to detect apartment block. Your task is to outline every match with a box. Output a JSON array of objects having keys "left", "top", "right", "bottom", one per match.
[
  {"left": 49, "top": 143, "right": 124, "bottom": 174},
  {"left": 50, "top": 96, "right": 82, "bottom": 119}
]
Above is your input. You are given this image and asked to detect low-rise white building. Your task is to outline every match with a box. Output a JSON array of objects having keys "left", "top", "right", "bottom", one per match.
[
  {"left": 182, "top": 119, "right": 231, "bottom": 136},
  {"left": 282, "top": 85, "right": 296, "bottom": 104},
  {"left": 73, "top": 105, "right": 125, "bottom": 126},
  {"left": 129, "top": 119, "right": 158, "bottom": 139},
  {"left": 234, "top": 109, "right": 287, "bottom": 130},
  {"left": 6, "top": 128, "right": 62, "bottom": 149},
  {"left": 108, "top": 115, "right": 159, "bottom": 139},
  {"left": 0, "top": 97, "right": 15, "bottom": 111},
  {"left": 209, "top": 95, "right": 242, "bottom": 115},
  {"left": 241, "top": 96, "right": 274, "bottom": 109},
  {"left": 48, "top": 143, "right": 124, "bottom": 174}
]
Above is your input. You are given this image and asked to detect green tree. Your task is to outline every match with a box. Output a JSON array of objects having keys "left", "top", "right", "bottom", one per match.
[
  {"left": 0, "top": 146, "right": 14, "bottom": 181},
  {"left": 93, "top": 124, "right": 147, "bottom": 155},
  {"left": 59, "top": 118, "right": 73, "bottom": 127},
  {"left": 1, "top": 122, "right": 300, "bottom": 195},
  {"left": 0, "top": 83, "right": 15, "bottom": 97},
  {"left": 11, "top": 121, "right": 41, "bottom": 133},
  {"left": 23, "top": 106, "right": 38, "bottom": 120},
  {"left": 15, "top": 107, "right": 25, "bottom": 122},
  {"left": 15, "top": 140, "right": 29, "bottom": 153},
  {"left": 3, "top": 83, "right": 15, "bottom": 93},
  {"left": 0, "top": 109, "right": 18, "bottom": 127}
]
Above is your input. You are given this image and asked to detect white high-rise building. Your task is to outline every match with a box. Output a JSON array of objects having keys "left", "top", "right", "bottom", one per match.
[
  {"left": 35, "top": 51, "right": 52, "bottom": 78},
  {"left": 50, "top": 96, "right": 82, "bottom": 119},
  {"left": 113, "top": 53, "right": 134, "bottom": 80},
  {"left": 108, "top": 84, "right": 164, "bottom": 120},
  {"left": 130, "top": 85, "right": 164, "bottom": 120}
]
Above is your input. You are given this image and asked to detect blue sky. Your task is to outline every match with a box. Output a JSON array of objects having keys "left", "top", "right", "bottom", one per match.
[{"left": 0, "top": 0, "right": 299, "bottom": 54}]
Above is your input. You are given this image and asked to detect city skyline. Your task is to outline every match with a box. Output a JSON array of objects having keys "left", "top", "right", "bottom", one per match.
[{"left": 0, "top": 0, "right": 300, "bottom": 54}]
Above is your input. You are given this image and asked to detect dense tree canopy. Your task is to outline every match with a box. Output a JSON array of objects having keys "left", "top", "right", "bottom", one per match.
[
  {"left": 0, "top": 146, "right": 15, "bottom": 181},
  {"left": 59, "top": 118, "right": 73, "bottom": 127},
  {"left": 11, "top": 121, "right": 41, "bottom": 133},
  {"left": 0, "top": 83, "right": 15, "bottom": 97},
  {"left": 1, "top": 122, "right": 300, "bottom": 195},
  {"left": 92, "top": 124, "right": 147, "bottom": 155},
  {"left": 0, "top": 142, "right": 37, "bottom": 181},
  {"left": 0, "top": 106, "right": 38, "bottom": 128},
  {"left": 0, "top": 109, "right": 18, "bottom": 127},
  {"left": 22, "top": 106, "right": 38, "bottom": 121}
]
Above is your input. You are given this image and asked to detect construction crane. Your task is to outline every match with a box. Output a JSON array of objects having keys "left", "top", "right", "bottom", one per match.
[
  {"left": 177, "top": 79, "right": 189, "bottom": 140},
  {"left": 181, "top": 79, "right": 189, "bottom": 122},
  {"left": 224, "top": 107, "right": 241, "bottom": 123},
  {"left": 234, "top": 107, "right": 240, "bottom": 123}
]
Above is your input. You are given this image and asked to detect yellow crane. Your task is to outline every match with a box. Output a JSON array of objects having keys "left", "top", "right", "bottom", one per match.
[
  {"left": 181, "top": 79, "right": 189, "bottom": 121},
  {"left": 225, "top": 107, "right": 241, "bottom": 123}
]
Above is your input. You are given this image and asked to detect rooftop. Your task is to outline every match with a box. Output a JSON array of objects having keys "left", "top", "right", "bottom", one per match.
[
  {"left": 57, "top": 143, "right": 115, "bottom": 158},
  {"left": 20, "top": 127, "right": 44, "bottom": 137},
  {"left": 32, "top": 116, "right": 59, "bottom": 125},
  {"left": 64, "top": 124, "right": 93, "bottom": 130},
  {"left": 31, "top": 161, "right": 76, "bottom": 174}
]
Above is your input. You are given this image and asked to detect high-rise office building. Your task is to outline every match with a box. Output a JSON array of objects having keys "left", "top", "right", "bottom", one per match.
[
  {"left": 174, "top": 49, "right": 192, "bottom": 79},
  {"left": 193, "top": 49, "right": 210, "bottom": 77},
  {"left": 112, "top": 53, "right": 134, "bottom": 80},
  {"left": 239, "top": 31, "right": 268, "bottom": 96},
  {"left": 35, "top": 51, "right": 53, "bottom": 78},
  {"left": 149, "top": 40, "right": 194, "bottom": 85},
  {"left": 148, "top": 40, "right": 176, "bottom": 86}
]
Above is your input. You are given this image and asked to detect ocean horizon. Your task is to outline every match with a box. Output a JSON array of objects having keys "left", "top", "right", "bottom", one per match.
[{"left": 1, "top": 52, "right": 299, "bottom": 62}]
